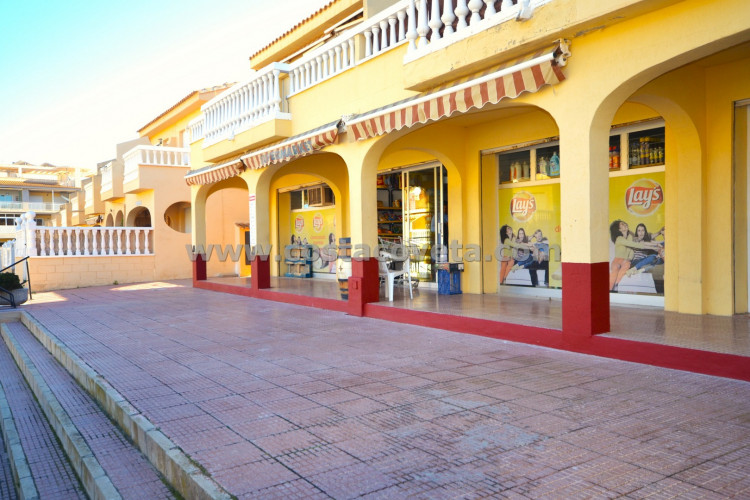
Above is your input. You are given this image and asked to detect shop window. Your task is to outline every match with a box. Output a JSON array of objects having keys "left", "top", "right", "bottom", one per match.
[
  {"left": 289, "top": 185, "right": 334, "bottom": 209},
  {"left": 496, "top": 139, "right": 560, "bottom": 185},
  {"left": 627, "top": 126, "right": 665, "bottom": 168},
  {"left": 609, "top": 120, "right": 666, "bottom": 172}
]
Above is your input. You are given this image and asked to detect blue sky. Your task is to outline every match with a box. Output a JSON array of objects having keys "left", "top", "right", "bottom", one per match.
[{"left": 0, "top": 0, "right": 328, "bottom": 169}]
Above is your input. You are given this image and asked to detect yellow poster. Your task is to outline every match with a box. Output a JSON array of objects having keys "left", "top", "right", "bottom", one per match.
[
  {"left": 289, "top": 207, "right": 337, "bottom": 274},
  {"left": 498, "top": 184, "right": 562, "bottom": 289},
  {"left": 608, "top": 172, "right": 665, "bottom": 295}
]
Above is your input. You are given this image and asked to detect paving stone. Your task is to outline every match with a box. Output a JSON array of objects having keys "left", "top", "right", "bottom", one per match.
[{"left": 20, "top": 282, "right": 750, "bottom": 498}]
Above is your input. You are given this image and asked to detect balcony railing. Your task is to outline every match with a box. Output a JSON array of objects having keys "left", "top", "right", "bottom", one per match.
[
  {"left": 404, "top": 0, "right": 549, "bottom": 60},
  {"left": 0, "top": 201, "right": 64, "bottom": 212},
  {"left": 84, "top": 183, "right": 94, "bottom": 209},
  {"left": 15, "top": 225, "right": 154, "bottom": 257},
  {"left": 202, "top": 63, "right": 291, "bottom": 147},
  {"left": 101, "top": 164, "right": 113, "bottom": 194},
  {"left": 123, "top": 145, "right": 190, "bottom": 184},
  {"left": 197, "top": 0, "right": 550, "bottom": 148},
  {"left": 188, "top": 116, "right": 204, "bottom": 143}
]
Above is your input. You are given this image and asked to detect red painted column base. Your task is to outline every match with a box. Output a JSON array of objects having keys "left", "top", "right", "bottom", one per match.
[
  {"left": 348, "top": 258, "right": 379, "bottom": 317},
  {"left": 562, "top": 261, "right": 610, "bottom": 337},
  {"left": 192, "top": 255, "right": 207, "bottom": 284},
  {"left": 250, "top": 256, "right": 271, "bottom": 290}
]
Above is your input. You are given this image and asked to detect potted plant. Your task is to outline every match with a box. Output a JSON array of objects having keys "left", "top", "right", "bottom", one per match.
[{"left": 0, "top": 272, "right": 27, "bottom": 306}]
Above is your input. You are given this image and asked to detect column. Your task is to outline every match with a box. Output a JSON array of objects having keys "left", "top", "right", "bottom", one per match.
[
  {"left": 245, "top": 171, "right": 271, "bottom": 290},
  {"left": 559, "top": 115, "right": 611, "bottom": 337}
]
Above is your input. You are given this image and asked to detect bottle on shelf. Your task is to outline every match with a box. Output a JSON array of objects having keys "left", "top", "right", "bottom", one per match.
[
  {"left": 537, "top": 155, "right": 548, "bottom": 177},
  {"left": 613, "top": 145, "right": 620, "bottom": 169},
  {"left": 548, "top": 152, "right": 560, "bottom": 176},
  {"left": 522, "top": 160, "right": 530, "bottom": 180}
]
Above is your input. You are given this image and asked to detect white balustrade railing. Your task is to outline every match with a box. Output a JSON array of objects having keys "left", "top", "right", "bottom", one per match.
[
  {"left": 84, "top": 182, "right": 94, "bottom": 209},
  {"left": 202, "top": 62, "right": 291, "bottom": 147},
  {"left": 0, "top": 240, "right": 15, "bottom": 270},
  {"left": 188, "top": 116, "right": 204, "bottom": 143},
  {"left": 405, "top": 0, "right": 548, "bottom": 59},
  {"left": 289, "top": 1, "right": 412, "bottom": 96},
  {"left": 0, "top": 201, "right": 64, "bottom": 212},
  {"left": 12, "top": 214, "right": 154, "bottom": 258},
  {"left": 123, "top": 145, "right": 190, "bottom": 184},
  {"left": 101, "top": 163, "right": 113, "bottom": 193},
  {"left": 195, "top": 0, "right": 549, "bottom": 146}
]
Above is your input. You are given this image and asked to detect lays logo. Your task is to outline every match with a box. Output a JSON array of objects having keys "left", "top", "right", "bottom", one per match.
[
  {"left": 625, "top": 178, "right": 664, "bottom": 216},
  {"left": 313, "top": 213, "right": 324, "bottom": 232},
  {"left": 294, "top": 216, "right": 304, "bottom": 233},
  {"left": 510, "top": 191, "right": 536, "bottom": 222}
]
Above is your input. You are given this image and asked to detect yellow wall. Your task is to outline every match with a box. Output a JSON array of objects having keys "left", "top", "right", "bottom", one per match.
[{"left": 187, "top": 0, "right": 750, "bottom": 316}]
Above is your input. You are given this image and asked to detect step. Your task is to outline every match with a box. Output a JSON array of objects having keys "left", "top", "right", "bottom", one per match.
[
  {"left": 1, "top": 320, "right": 175, "bottom": 499},
  {"left": 0, "top": 329, "right": 86, "bottom": 499},
  {"left": 17, "top": 312, "right": 232, "bottom": 500}
]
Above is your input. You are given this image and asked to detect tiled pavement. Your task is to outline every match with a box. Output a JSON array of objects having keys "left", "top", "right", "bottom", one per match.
[
  {"left": 5, "top": 321, "right": 175, "bottom": 499},
  {"left": 23, "top": 282, "right": 750, "bottom": 498},
  {"left": 0, "top": 431, "right": 18, "bottom": 500},
  {"left": 0, "top": 329, "right": 86, "bottom": 499}
]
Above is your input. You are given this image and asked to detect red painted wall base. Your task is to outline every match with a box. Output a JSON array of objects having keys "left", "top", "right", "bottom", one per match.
[
  {"left": 562, "top": 262, "right": 610, "bottom": 336},
  {"left": 191, "top": 279, "right": 750, "bottom": 382},
  {"left": 348, "top": 258, "right": 380, "bottom": 316},
  {"left": 250, "top": 256, "right": 271, "bottom": 290},
  {"left": 192, "top": 255, "right": 206, "bottom": 284}
]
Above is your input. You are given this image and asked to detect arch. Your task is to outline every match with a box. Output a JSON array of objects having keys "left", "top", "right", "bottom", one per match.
[
  {"left": 105, "top": 213, "right": 114, "bottom": 227},
  {"left": 260, "top": 152, "right": 350, "bottom": 276},
  {"left": 115, "top": 210, "right": 124, "bottom": 227},
  {"left": 127, "top": 206, "right": 152, "bottom": 227}
]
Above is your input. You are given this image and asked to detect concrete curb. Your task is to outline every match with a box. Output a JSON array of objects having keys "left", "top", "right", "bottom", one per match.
[
  {"left": 0, "top": 323, "right": 121, "bottom": 500},
  {"left": 20, "top": 312, "right": 232, "bottom": 500},
  {"left": 0, "top": 361, "right": 39, "bottom": 500}
]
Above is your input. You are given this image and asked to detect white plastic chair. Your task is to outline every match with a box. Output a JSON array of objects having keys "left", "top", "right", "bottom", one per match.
[{"left": 379, "top": 246, "right": 413, "bottom": 301}]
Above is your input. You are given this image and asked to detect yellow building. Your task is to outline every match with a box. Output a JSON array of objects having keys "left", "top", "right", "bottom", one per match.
[{"left": 185, "top": 0, "right": 750, "bottom": 344}]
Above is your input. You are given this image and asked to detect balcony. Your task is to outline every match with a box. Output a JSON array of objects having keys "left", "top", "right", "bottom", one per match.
[
  {"left": 123, "top": 145, "right": 191, "bottom": 194},
  {"left": 0, "top": 201, "right": 65, "bottom": 213},
  {"left": 200, "top": 63, "right": 293, "bottom": 162},
  {"left": 100, "top": 161, "right": 124, "bottom": 201},
  {"left": 84, "top": 175, "right": 104, "bottom": 217}
]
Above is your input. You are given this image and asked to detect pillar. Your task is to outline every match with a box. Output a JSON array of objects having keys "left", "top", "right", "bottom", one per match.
[
  {"left": 190, "top": 185, "right": 207, "bottom": 282},
  {"left": 559, "top": 114, "right": 611, "bottom": 337},
  {"left": 244, "top": 170, "right": 272, "bottom": 289},
  {"left": 341, "top": 143, "right": 381, "bottom": 314}
]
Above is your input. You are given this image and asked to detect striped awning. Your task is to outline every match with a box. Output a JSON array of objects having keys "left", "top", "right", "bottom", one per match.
[
  {"left": 184, "top": 156, "right": 245, "bottom": 186},
  {"left": 184, "top": 121, "right": 340, "bottom": 186},
  {"left": 346, "top": 41, "right": 570, "bottom": 141},
  {"left": 241, "top": 121, "right": 340, "bottom": 170}
]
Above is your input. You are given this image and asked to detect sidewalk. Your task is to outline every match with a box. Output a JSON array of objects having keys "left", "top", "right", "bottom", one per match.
[{"left": 22, "top": 281, "right": 750, "bottom": 498}]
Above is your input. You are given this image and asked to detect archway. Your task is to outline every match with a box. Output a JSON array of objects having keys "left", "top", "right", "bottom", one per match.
[
  {"left": 115, "top": 210, "right": 124, "bottom": 227},
  {"left": 263, "top": 152, "right": 349, "bottom": 279},
  {"left": 105, "top": 213, "right": 114, "bottom": 226},
  {"left": 203, "top": 176, "right": 250, "bottom": 278},
  {"left": 128, "top": 207, "right": 152, "bottom": 227}
]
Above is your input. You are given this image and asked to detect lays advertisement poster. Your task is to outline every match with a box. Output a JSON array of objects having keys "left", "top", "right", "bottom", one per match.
[
  {"left": 608, "top": 173, "right": 665, "bottom": 295},
  {"left": 289, "top": 207, "right": 337, "bottom": 274},
  {"left": 498, "top": 184, "right": 562, "bottom": 289}
]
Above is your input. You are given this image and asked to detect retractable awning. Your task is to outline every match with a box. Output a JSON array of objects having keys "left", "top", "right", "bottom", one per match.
[
  {"left": 184, "top": 121, "right": 340, "bottom": 186},
  {"left": 184, "top": 156, "right": 245, "bottom": 186},
  {"left": 346, "top": 41, "right": 570, "bottom": 141},
  {"left": 241, "top": 121, "right": 340, "bottom": 170}
]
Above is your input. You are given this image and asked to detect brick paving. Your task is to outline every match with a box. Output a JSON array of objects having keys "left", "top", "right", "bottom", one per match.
[
  {"left": 24, "top": 282, "right": 750, "bottom": 499},
  {"left": 0, "top": 431, "right": 18, "bottom": 500},
  {"left": 0, "top": 332, "right": 86, "bottom": 499},
  {"left": 5, "top": 321, "right": 174, "bottom": 499}
]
